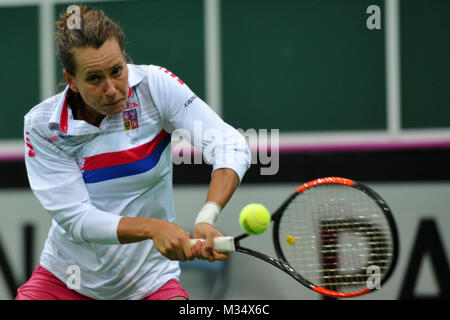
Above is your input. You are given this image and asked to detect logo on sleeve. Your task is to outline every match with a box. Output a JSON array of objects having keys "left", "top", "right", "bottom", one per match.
[
  {"left": 159, "top": 67, "right": 184, "bottom": 85},
  {"left": 25, "top": 132, "right": 35, "bottom": 157},
  {"left": 184, "top": 95, "right": 197, "bottom": 107}
]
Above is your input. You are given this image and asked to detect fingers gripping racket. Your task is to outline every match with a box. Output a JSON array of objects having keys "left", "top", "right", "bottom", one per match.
[{"left": 191, "top": 177, "right": 399, "bottom": 298}]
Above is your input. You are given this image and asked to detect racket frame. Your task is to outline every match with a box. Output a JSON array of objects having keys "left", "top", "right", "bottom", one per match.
[{"left": 233, "top": 177, "right": 399, "bottom": 298}]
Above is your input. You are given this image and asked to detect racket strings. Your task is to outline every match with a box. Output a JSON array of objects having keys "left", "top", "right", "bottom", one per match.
[
  {"left": 287, "top": 221, "right": 391, "bottom": 233},
  {"left": 278, "top": 184, "right": 394, "bottom": 293}
]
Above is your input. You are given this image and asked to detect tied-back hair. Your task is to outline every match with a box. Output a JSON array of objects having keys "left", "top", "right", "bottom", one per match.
[{"left": 55, "top": 5, "right": 127, "bottom": 77}]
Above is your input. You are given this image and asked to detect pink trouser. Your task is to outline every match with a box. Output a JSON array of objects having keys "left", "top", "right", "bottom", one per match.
[{"left": 16, "top": 264, "right": 189, "bottom": 300}]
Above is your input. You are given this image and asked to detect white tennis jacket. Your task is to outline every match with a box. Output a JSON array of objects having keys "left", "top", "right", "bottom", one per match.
[{"left": 23, "top": 64, "right": 251, "bottom": 299}]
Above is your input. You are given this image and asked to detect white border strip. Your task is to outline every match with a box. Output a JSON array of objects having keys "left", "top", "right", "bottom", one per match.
[
  {"left": 0, "top": 0, "right": 40, "bottom": 6},
  {"left": 277, "top": 130, "right": 450, "bottom": 152},
  {"left": 4, "top": 130, "right": 450, "bottom": 160},
  {"left": 0, "top": 0, "right": 128, "bottom": 6},
  {"left": 204, "top": 0, "right": 222, "bottom": 116},
  {"left": 39, "top": 0, "right": 55, "bottom": 101},
  {"left": 385, "top": 0, "right": 401, "bottom": 136}
]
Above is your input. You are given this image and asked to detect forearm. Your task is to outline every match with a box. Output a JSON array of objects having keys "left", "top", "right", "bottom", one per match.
[
  {"left": 193, "top": 168, "right": 239, "bottom": 230},
  {"left": 191, "top": 168, "right": 238, "bottom": 261},
  {"left": 116, "top": 217, "right": 160, "bottom": 244},
  {"left": 205, "top": 168, "right": 240, "bottom": 208},
  {"left": 117, "top": 216, "right": 194, "bottom": 261}
]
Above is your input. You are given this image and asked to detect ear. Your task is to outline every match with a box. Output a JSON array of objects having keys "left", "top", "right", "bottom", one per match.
[{"left": 63, "top": 69, "right": 78, "bottom": 93}]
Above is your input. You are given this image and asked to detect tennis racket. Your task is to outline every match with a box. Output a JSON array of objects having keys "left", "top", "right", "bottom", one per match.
[{"left": 191, "top": 177, "right": 399, "bottom": 298}]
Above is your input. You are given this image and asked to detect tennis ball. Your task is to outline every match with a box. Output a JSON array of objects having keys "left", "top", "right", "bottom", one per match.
[
  {"left": 286, "top": 235, "right": 296, "bottom": 245},
  {"left": 239, "top": 203, "right": 271, "bottom": 235}
]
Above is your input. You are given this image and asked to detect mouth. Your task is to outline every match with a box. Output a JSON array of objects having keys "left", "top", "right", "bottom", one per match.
[
  {"left": 104, "top": 98, "right": 125, "bottom": 115},
  {"left": 105, "top": 98, "right": 125, "bottom": 107}
]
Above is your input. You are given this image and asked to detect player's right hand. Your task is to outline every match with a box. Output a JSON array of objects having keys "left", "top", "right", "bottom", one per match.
[{"left": 192, "top": 222, "right": 229, "bottom": 262}]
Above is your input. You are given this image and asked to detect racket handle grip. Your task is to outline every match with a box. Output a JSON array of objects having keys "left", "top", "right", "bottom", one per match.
[{"left": 190, "top": 236, "right": 236, "bottom": 252}]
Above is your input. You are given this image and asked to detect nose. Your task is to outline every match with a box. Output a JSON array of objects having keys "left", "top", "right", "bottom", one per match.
[{"left": 104, "top": 78, "right": 117, "bottom": 98}]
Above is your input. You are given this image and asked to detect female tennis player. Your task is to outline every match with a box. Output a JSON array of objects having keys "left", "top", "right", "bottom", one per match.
[{"left": 17, "top": 6, "right": 250, "bottom": 300}]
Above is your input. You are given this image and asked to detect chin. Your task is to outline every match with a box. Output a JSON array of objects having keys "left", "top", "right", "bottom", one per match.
[
  {"left": 109, "top": 107, "right": 124, "bottom": 115},
  {"left": 104, "top": 101, "right": 125, "bottom": 115}
]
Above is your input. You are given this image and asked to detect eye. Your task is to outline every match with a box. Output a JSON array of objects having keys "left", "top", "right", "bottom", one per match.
[
  {"left": 87, "top": 75, "right": 100, "bottom": 83},
  {"left": 112, "top": 67, "right": 122, "bottom": 76}
]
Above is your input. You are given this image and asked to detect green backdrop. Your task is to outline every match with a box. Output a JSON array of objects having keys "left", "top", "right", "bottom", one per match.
[{"left": 0, "top": 0, "right": 448, "bottom": 139}]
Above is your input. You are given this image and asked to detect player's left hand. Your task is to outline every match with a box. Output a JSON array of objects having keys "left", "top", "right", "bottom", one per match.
[{"left": 192, "top": 222, "right": 229, "bottom": 262}]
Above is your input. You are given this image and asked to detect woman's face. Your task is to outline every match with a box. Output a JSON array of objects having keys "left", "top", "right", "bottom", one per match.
[{"left": 64, "top": 38, "right": 129, "bottom": 117}]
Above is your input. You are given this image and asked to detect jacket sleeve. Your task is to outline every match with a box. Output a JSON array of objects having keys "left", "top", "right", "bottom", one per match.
[
  {"left": 147, "top": 65, "right": 251, "bottom": 181},
  {"left": 24, "top": 120, "right": 123, "bottom": 244}
]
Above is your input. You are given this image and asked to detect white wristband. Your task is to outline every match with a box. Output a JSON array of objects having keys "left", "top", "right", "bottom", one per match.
[{"left": 194, "top": 202, "right": 222, "bottom": 226}]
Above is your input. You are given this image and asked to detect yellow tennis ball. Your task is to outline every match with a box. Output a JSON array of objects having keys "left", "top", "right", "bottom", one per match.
[
  {"left": 286, "top": 235, "right": 296, "bottom": 245},
  {"left": 239, "top": 203, "right": 271, "bottom": 235}
]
